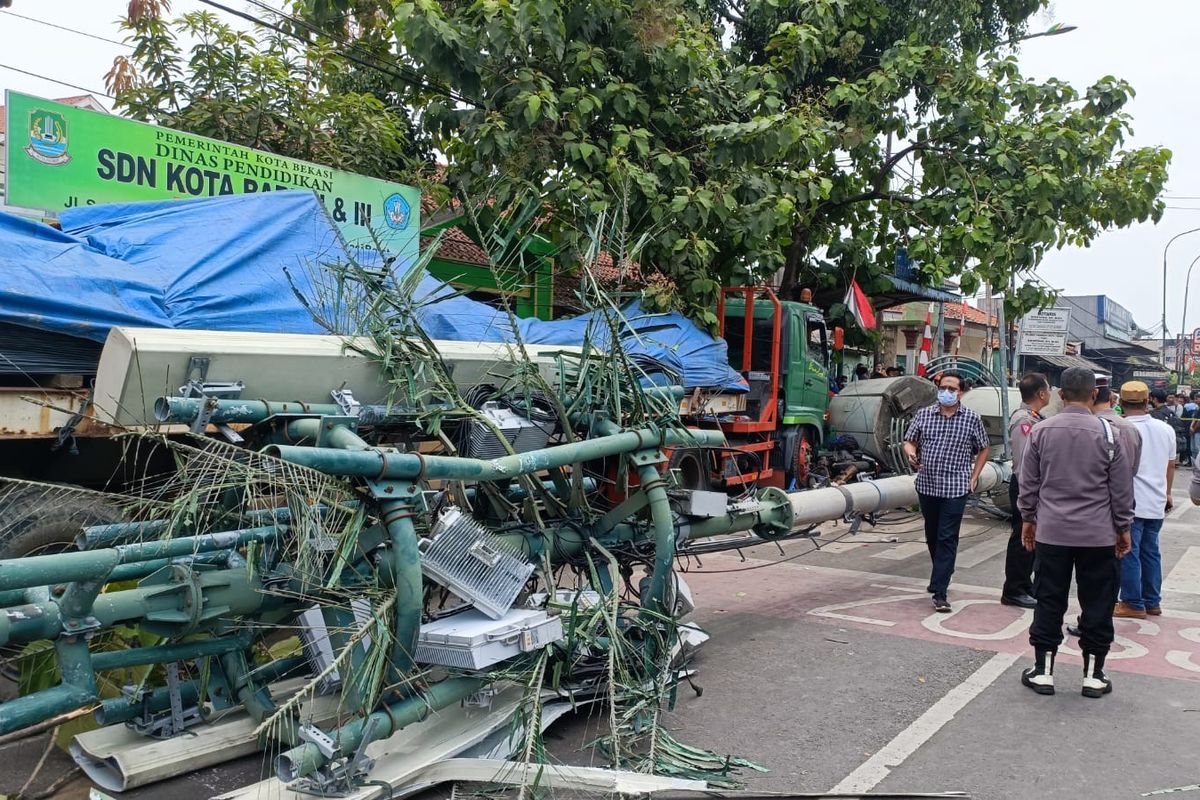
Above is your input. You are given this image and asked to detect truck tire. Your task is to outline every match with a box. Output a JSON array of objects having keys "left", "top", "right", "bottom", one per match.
[
  {"left": 0, "top": 484, "right": 125, "bottom": 559},
  {"left": 0, "top": 486, "right": 126, "bottom": 699}
]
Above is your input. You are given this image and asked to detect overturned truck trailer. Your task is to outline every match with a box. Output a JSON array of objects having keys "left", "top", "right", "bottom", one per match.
[{"left": 0, "top": 329, "right": 1007, "bottom": 797}]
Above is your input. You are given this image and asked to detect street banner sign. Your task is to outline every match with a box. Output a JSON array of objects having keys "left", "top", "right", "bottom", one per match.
[
  {"left": 3, "top": 91, "right": 419, "bottom": 260},
  {"left": 1021, "top": 308, "right": 1070, "bottom": 333},
  {"left": 1018, "top": 331, "right": 1067, "bottom": 356}
]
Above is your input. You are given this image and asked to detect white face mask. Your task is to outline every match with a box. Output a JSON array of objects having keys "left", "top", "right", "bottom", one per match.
[{"left": 937, "top": 388, "right": 958, "bottom": 406}]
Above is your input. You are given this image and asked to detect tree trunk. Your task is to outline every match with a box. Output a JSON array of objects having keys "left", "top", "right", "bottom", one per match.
[{"left": 781, "top": 221, "right": 812, "bottom": 300}]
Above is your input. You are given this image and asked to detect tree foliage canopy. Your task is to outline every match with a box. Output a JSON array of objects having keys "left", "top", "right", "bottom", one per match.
[
  {"left": 106, "top": 1, "right": 428, "bottom": 183},
  {"left": 112, "top": 0, "right": 1170, "bottom": 329}
]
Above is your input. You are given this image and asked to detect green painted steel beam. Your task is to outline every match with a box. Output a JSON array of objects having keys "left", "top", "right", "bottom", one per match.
[
  {"left": 276, "top": 676, "right": 485, "bottom": 781},
  {"left": 92, "top": 633, "right": 253, "bottom": 671},
  {"left": 264, "top": 427, "right": 725, "bottom": 481},
  {"left": 0, "top": 526, "right": 282, "bottom": 592}
]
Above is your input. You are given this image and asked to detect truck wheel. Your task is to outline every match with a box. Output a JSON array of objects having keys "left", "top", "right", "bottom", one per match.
[
  {"left": 0, "top": 484, "right": 124, "bottom": 559},
  {"left": 0, "top": 485, "right": 125, "bottom": 699},
  {"left": 793, "top": 429, "right": 814, "bottom": 488}
]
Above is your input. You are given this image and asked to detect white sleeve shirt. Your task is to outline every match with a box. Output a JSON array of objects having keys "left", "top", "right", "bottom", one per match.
[{"left": 1126, "top": 415, "right": 1177, "bottom": 520}]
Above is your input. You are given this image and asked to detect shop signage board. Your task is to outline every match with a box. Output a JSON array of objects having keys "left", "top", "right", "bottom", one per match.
[
  {"left": 1021, "top": 308, "right": 1070, "bottom": 333},
  {"left": 3, "top": 91, "right": 418, "bottom": 261},
  {"left": 1018, "top": 307, "right": 1069, "bottom": 355},
  {"left": 1018, "top": 331, "right": 1067, "bottom": 356}
]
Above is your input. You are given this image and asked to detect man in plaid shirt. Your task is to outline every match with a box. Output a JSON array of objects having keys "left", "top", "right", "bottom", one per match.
[{"left": 902, "top": 371, "right": 991, "bottom": 612}]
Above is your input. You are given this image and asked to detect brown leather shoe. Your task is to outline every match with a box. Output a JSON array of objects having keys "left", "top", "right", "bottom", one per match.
[
  {"left": 1147, "top": 607, "right": 1162, "bottom": 616},
  {"left": 1114, "top": 602, "right": 1147, "bottom": 619}
]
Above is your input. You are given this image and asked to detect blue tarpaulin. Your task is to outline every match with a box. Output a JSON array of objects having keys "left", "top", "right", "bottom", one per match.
[{"left": 0, "top": 192, "right": 744, "bottom": 390}]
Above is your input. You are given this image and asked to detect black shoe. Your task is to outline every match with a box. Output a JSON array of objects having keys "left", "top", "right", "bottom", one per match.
[
  {"left": 1082, "top": 653, "right": 1112, "bottom": 698},
  {"left": 1021, "top": 649, "right": 1056, "bottom": 695},
  {"left": 932, "top": 595, "right": 951, "bottom": 613},
  {"left": 1001, "top": 593, "right": 1037, "bottom": 608},
  {"left": 1066, "top": 625, "right": 1081, "bottom": 637}
]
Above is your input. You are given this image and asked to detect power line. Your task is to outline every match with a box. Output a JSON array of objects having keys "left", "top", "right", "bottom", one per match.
[
  {"left": 240, "top": 0, "right": 477, "bottom": 107},
  {"left": 0, "top": 62, "right": 114, "bottom": 100},
  {"left": 0, "top": 9, "right": 132, "bottom": 48},
  {"left": 196, "top": 0, "right": 477, "bottom": 107}
]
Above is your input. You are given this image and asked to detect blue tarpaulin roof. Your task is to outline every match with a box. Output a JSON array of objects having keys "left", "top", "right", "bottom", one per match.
[{"left": 0, "top": 192, "right": 745, "bottom": 391}]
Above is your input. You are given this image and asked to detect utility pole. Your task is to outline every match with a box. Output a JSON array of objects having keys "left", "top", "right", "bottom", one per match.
[{"left": 996, "top": 289, "right": 1012, "bottom": 461}]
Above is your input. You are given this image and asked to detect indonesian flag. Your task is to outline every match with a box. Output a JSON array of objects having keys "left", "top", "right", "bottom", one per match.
[{"left": 843, "top": 278, "right": 876, "bottom": 330}]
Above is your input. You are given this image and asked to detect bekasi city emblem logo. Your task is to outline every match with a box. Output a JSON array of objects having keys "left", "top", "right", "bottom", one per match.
[
  {"left": 25, "top": 108, "right": 71, "bottom": 166},
  {"left": 384, "top": 192, "right": 411, "bottom": 230}
]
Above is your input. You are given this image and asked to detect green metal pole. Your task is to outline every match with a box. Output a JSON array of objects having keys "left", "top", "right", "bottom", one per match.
[
  {"left": 281, "top": 419, "right": 423, "bottom": 689},
  {"left": 0, "top": 682, "right": 97, "bottom": 733},
  {"left": 154, "top": 398, "right": 345, "bottom": 425},
  {"left": 91, "top": 633, "right": 254, "bottom": 671},
  {"left": 94, "top": 655, "right": 309, "bottom": 725},
  {"left": 275, "top": 676, "right": 485, "bottom": 781},
  {"left": 80, "top": 506, "right": 322, "bottom": 549},
  {"left": 264, "top": 427, "right": 725, "bottom": 481},
  {"left": 636, "top": 460, "right": 674, "bottom": 617},
  {"left": 0, "top": 526, "right": 282, "bottom": 591},
  {"left": 1, "top": 567, "right": 275, "bottom": 647},
  {"left": 379, "top": 500, "right": 422, "bottom": 687}
]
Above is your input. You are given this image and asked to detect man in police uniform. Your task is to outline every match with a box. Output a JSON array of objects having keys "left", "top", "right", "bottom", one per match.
[
  {"left": 1019, "top": 367, "right": 1133, "bottom": 698},
  {"left": 1004, "top": 372, "right": 1050, "bottom": 608}
]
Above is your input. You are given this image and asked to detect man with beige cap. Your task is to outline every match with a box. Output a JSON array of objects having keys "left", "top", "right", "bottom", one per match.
[{"left": 1115, "top": 381, "right": 1176, "bottom": 619}]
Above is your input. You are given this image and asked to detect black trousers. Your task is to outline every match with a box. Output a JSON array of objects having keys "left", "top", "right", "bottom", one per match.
[
  {"left": 1003, "top": 479, "right": 1036, "bottom": 597},
  {"left": 917, "top": 493, "right": 967, "bottom": 597},
  {"left": 1029, "top": 542, "right": 1119, "bottom": 656}
]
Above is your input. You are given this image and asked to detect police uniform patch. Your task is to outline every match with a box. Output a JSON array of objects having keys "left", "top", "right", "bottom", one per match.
[{"left": 1020, "top": 421, "right": 1033, "bottom": 436}]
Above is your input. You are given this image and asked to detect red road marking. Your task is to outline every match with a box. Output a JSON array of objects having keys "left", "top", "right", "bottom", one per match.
[{"left": 683, "top": 561, "right": 1200, "bottom": 681}]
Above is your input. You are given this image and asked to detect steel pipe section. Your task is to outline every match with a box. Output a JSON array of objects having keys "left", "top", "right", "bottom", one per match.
[
  {"left": 786, "top": 461, "right": 1010, "bottom": 527},
  {"left": 155, "top": 397, "right": 406, "bottom": 427},
  {"left": 275, "top": 676, "right": 485, "bottom": 781},
  {"left": 264, "top": 427, "right": 726, "bottom": 481},
  {"left": 0, "top": 567, "right": 276, "bottom": 648},
  {"left": 154, "top": 397, "right": 345, "bottom": 425}
]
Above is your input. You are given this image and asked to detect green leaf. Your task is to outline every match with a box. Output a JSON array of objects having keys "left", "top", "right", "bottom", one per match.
[{"left": 525, "top": 94, "right": 542, "bottom": 125}]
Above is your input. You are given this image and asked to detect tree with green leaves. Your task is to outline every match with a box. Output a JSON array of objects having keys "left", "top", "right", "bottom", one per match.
[
  {"left": 301, "top": 0, "right": 1167, "bottom": 331},
  {"left": 112, "top": 0, "right": 1169, "bottom": 332},
  {"left": 106, "top": 0, "right": 429, "bottom": 184}
]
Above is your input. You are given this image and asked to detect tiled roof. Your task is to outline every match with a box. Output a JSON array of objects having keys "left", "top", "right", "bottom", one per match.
[
  {"left": 883, "top": 301, "right": 997, "bottom": 326},
  {"left": 423, "top": 227, "right": 490, "bottom": 265},
  {"left": 942, "top": 303, "right": 998, "bottom": 325}
]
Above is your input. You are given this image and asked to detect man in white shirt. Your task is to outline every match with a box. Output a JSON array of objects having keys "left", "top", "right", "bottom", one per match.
[{"left": 1115, "top": 382, "right": 1176, "bottom": 619}]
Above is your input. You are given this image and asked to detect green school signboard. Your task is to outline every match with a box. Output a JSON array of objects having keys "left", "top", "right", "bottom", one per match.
[{"left": 3, "top": 91, "right": 419, "bottom": 260}]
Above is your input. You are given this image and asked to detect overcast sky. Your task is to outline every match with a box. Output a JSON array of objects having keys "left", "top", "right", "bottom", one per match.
[{"left": 2, "top": 0, "right": 1198, "bottom": 335}]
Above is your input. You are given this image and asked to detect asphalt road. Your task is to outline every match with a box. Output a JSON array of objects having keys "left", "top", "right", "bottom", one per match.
[{"left": 4, "top": 472, "right": 1199, "bottom": 799}]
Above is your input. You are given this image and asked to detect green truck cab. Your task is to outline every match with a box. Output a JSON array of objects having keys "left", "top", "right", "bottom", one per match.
[{"left": 680, "top": 288, "right": 831, "bottom": 490}]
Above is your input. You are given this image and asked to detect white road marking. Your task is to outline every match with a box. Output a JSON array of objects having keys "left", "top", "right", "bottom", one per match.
[
  {"left": 828, "top": 651, "right": 1018, "bottom": 794},
  {"left": 806, "top": 590, "right": 930, "bottom": 627},
  {"left": 1162, "top": 546, "right": 1200, "bottom": 595},
  {"left": 1168, "top": 502, "right": 1191, "bottom": 520},
  {"left": 920, "top": 599, "right": 1033, "bottom": 641},
  {"left": 872, "top": 542, "right": 929, "bottom": 561},
  {"left": 695, "top": 556, "right": 1200, "bottom": 619}
]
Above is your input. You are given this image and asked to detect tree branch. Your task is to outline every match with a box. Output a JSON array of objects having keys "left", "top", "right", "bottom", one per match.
[{"left": 714, "top": 0, "right": 745, "bottom": 25}]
